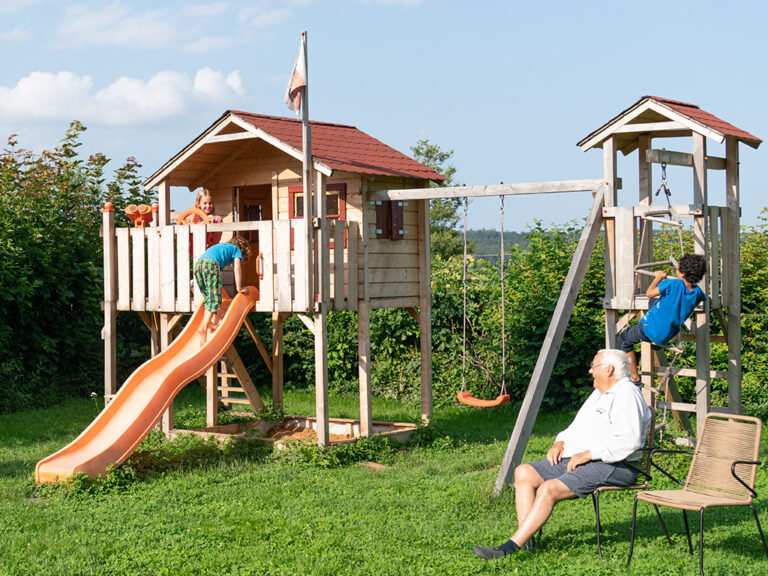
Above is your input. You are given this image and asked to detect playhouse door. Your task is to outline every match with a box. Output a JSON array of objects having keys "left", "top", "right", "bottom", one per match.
[{"left": 237, "top": 185, "right": 272, "bottom": 288}]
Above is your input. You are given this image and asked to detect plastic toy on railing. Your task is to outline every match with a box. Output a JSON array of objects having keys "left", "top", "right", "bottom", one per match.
[
  {"left": 175, "top": 206, "right": 211, "bottom": 225},
  {"left": 125, "top": 204, "right": 156, "bottom": 228}
]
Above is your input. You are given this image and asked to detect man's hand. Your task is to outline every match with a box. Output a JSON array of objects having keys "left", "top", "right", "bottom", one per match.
[
  {"left": 566, "top": 450, "right": 593, "bottom": 471},
  {"left": 547, "top": 441, "right": 565, "bottom": 466}
]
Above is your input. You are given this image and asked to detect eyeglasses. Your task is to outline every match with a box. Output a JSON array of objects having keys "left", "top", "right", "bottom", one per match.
[{"left": 589, "top": 362, "right": 606, "bottom": 369}]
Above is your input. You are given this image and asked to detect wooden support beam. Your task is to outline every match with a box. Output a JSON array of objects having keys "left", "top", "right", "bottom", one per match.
[
  {"left": 295, "top": 312, "right": 316, "bottom": 335},
  {"left": 418, "top": 197, "right": 433, "bottom": 423},
  {"left": 204, "top": 132, "right": 258, "bottom": 144},
  {"left": 368, "top": 178, "right": 606, "bottom": 202},
  {"left": 224, "top": 345, "right": 265, "bottom": 413},
  {"left": 646, "top": 148, "right": 727, "bottom": 170},
  {"left": 271, "top": 312, "right": 287, "bottom": 412},
  {"left": 358, "top": 299, "right": 372, "bottom": 436},
  {"left": 725, "top": 137, "right": 742, "bottom": 414},
  {"left": 614, "top": 121, "right": 687, "bottom": 134},
  {"left": 159, "top": 313, "right": 174, "bottom": 433},
  {"left": 243, "top": 315, "right": 273, "bottom": 373},
  {"left": 206, "top": 362, "right": 218, "bottom": 428},
  {"left": 103, "top": 205, "right": 117, "bottom": 399},
  {"left": 314, "top": 169, "right": 330, "bottom": 446},
  {"left": 603, "top": 137, "right": 618, "bottom": 348},
  {"left": 494, "top": 186, "right": 605, "bottom": 496}
]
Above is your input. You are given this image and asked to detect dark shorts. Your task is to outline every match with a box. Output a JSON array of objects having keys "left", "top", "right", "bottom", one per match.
[
  {"left": 528, "top": 457, "right": 639, "bottom": 498},
  {"left": 616, "top": 322, "right": 649, "bottom": 352},
  {"left": 194, "top": 259, "right": 222, "bottom": 314}
]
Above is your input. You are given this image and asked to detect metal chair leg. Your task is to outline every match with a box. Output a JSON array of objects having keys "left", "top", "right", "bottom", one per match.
[
  {"left": 627, "top": 496, "right": 639, "bottom": 566},
  {"left": 749, "top": 504, "right": 768, "bottom": 559},
  {"left": 682, "top": 509, "right": 693, "bottom": 554},
  {"left": 698, "top": 508, "right": 705, "bottom": 576},
  {"left": 592, "top": 492, "right": 603, "bottom": 560},
  {"left": 653, "top": 504, "right": 673, "bottom": 546}
]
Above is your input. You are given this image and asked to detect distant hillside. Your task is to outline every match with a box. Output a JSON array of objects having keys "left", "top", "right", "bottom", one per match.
[{"left": 466, "top": 228, "right": 529, "bottom": 264}]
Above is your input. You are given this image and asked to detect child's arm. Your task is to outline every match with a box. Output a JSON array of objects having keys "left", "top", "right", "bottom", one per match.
[
  {"left": 233, "top": 258, "right": 250, "bottom": 296},
  {"left": 645, "top": 270, "right": 667, "bottom": 298}
]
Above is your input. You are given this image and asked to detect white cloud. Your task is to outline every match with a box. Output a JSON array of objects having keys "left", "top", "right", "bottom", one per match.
[
  {"left": 184, "top": 36, "right": 236, "bottom": 53},
  {"left": 59, "top": 3, "right": 177, "bottom": 48},
  {"left": 193, "top": 68, "right": 245, "bottom": 100},
  {"left": 0, "top": 26, "right": 28, "bottom": 41},
  {"left": 0, "top": 68, "right": 246, "bottom": 126},
  {"left": 0, "top": 0, "right": 45, "bottom": 13}
]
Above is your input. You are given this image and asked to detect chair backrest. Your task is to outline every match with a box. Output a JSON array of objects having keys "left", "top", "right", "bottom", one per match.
[
  {"left": 631, "top": 407, "right": 656, "bottom": 479},
  {"left": 686, "top": 413, "right": 762, "bottom": 499}
]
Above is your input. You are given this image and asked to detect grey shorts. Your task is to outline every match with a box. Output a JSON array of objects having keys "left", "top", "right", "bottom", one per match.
[{"left": 528, "top": 457, "right": 639, "bottom": 498}]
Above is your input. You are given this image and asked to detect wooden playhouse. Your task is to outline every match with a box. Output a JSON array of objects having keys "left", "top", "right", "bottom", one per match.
[{"left": 102, "top": 111, "right": 443, "bottom": 444}]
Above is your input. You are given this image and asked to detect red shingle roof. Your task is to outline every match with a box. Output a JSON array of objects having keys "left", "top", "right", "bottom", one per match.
[
  {"left": 648, "top": 96, "right": 762, "bottom": 148},
  {"left": 230, "top": 111, "right": 445, "bottom": 181}
]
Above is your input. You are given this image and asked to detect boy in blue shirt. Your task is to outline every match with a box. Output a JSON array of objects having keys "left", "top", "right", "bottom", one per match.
[
  {"left": 617, "top": 253, "right": 707, "bottom": 383},
  {"left": 194, "top": 236, "right": 251, "bottom": 345}
]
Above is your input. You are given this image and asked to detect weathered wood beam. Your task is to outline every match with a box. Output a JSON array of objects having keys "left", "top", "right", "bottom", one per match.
[
  {"left": 614, "top": 121, "right": 687, "bottom": 133},
  {"left": 204, "top": 132, "right": 258, "bottom": 144},
  {"left": 646, "top": 149, "right": 727, "bottom": 170},
  {"left": 368, "top": 179, "right": 606, "bottom": 202}
]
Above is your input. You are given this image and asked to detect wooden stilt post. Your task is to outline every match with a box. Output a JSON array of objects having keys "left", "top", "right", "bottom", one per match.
[
  {"left": 418, "top": 197, "right": 433, "bottom": 423},
  {"left": 160, "top": 313, "right": 173, "bottom": 433},
  {"left": 314, "top": 171, "right": 330, "bottom": 446},
  {"left": 494, "top": 187, "right": 605, "bottom": 496},
  {"left": 603, "top": 137, "right": 618, "bottom": 348},
  {"left": 692, "top": 133, "right": 711, "bottom": 427},
  {"left": 206, "top": 362, "right": 218, "bottom": 428},
  {"left": 725, "top": 137, "right": 742, "bottom": 413},
  {"left": 358, "top": 299, "right": 372, "bottom": 436},
  {"left": 102, "top": 203, "right": 117, "bottom": 402},
  {"left": 271, "top": 312, "right": 285, "bottom": 412}
]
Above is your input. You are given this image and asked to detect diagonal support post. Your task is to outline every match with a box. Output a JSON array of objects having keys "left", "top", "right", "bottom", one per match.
[{"left": 494, "top": 186, "right": 606, "bottom": 496}]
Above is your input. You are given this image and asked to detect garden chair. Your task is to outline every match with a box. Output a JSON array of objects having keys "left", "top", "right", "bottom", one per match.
[
  {"left": 590, "top": 409, "right": 658, "bottom": 559},
  {"left": 627, "top": 413, "right": 768, "bottom": 576}
]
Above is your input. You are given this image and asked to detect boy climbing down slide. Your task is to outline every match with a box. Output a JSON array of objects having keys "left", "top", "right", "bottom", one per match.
[
  {"left": 194, "top": 236, "right": 252, "bottom": 345},
  {"left": 616, "top": 253, "right": 707, "bottom": 383}
]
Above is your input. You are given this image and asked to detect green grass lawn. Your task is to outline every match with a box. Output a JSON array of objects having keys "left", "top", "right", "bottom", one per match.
[{"left": 1, "top": 387, "right": 767, "bottom": 576}]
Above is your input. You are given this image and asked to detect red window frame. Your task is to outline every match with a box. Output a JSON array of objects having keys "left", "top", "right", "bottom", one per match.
[{"left": 288, "top": 183, "right": 347, "bottom": 248}]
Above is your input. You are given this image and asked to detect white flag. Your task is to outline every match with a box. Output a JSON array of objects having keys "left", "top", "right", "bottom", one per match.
[{"left": 284, "top": 38, "right": 307, "bottom": 115}]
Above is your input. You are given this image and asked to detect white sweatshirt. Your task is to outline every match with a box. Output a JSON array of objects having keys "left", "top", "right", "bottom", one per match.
[{"left": 555, "top": 378, "right": 652, "bottom": 463}]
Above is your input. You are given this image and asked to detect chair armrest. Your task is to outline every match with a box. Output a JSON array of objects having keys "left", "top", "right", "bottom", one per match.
[
  {"left": 649, "top": 448, "right": 694, "bottom": 486},
  {"left": 731, "top": 459, "right": 762, "bottom": 498}
]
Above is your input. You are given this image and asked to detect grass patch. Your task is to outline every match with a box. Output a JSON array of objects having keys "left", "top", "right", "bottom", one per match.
[{"left": 1, "top": 386, "right": 767, "bottom": 575}]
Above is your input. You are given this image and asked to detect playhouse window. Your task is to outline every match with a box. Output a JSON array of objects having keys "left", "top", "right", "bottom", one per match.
[
  {"left": 288, "top": 183, "right": 347, "bottom": 248},
  {"left": 374, "top": 200, "right": 404, "bottom": 241}
]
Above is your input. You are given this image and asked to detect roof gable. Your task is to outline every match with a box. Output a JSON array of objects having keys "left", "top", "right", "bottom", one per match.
[
  {"left": 578, "top": 96, "right": 761, "bottom": 154},
  {"left": 230, "top": 111, "right": 444, "bottom": 180}
]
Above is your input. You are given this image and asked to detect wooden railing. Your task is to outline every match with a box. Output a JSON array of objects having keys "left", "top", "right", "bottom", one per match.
[{"left": 104, "top": 218, "right": 360, "bottom": 314}]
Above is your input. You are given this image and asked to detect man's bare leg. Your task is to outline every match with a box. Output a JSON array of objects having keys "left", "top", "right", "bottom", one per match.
[
  {"left": 199, "top": 309, "right": 213, "bottom": 345},
  {"left": 511, "top": 478, "right": 575, "bottom": 547},
  {"left": 514, "top": 463, "right": 544, "bottom": 530}
]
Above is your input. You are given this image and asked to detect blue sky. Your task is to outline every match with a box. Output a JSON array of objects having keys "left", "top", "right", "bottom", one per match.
[{"left": 1, "top": 0, "right": 766, "bottom": 231}]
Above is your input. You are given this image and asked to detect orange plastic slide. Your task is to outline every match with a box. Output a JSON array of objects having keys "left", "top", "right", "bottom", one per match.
[{"left": 35, "top": 288, "right": 258, "bottom": 483}]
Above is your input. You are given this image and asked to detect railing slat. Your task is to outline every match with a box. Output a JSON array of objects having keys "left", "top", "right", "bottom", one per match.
[
  {"left": 275, "top": 220, "right": 292, "bottom": 310},
  {"left": 147, "top": 228, "right": 160, "bottom": 311},
  {"left": 160, "top": 226, "right": 176, "bottom": 311},
  {"left": 347, "top": 221, "right": 358, "bottom": 311},
  {"left": 255, "top": 221, "right": 274, "bottom": 312},
  {"left": 293, "top": 219, "right": 308, "bottom": 312},
  {"left": 176, "top": 226, "right": 191, "bottom": 312},
  {"left": 116, "top": 228, "right": 131, "bottom": 311},
  {"left": 131, "top": 228, "right": 146, "bottom": 311}
]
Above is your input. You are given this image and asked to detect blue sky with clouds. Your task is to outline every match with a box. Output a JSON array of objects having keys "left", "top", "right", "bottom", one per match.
[{"left": 1, "top": 0, "right": 766, "bottom": 230}]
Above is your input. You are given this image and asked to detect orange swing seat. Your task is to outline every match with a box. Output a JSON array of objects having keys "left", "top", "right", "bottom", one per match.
[{"left": 456, "top": 391, "right": 511, "bottom": 408}]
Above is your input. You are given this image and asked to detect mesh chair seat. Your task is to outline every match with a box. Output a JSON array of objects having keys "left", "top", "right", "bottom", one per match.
[{"left": 638, "top": 488, "right": 753, "bottom": 511}]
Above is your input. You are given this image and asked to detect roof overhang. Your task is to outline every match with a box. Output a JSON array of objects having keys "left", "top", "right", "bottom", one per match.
[
  {"left": 577, "top": 97, "right": 760, "bottom": 155},
  {"left": 143, "top": 112, "right": 333, "bottom": 191}
]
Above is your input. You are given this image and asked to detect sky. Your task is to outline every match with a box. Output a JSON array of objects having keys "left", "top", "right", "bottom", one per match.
[{"left": 1, "top": 0, "right": 766, "bottom": 231}]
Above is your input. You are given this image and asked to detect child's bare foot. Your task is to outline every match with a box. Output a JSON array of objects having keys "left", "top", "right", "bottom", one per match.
[
  {"left": 199, "top": 327, "right": 208, "bottom": 346},
  {"left": 209, "top": 320, "right": 219, "bottom": 333}
]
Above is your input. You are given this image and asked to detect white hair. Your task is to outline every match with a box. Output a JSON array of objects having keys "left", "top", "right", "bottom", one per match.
[{"left": 598, "top": 348, "right": 631, "bottom": 380}]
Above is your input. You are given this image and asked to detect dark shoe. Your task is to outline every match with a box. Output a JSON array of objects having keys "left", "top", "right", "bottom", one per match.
[{"left": 472, "top": 545, "right": 507, "bottom": 560}]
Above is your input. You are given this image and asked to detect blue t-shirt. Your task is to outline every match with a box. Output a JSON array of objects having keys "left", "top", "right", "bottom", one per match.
[
  {"left": 198, "top": 243, "right": 242, "bottom": 269},
  {"left": 640, "top": 278, "right": 706, "bottom": 345}
]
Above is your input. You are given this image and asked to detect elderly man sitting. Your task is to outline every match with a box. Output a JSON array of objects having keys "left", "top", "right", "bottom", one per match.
[{"left": 473, "top": 348, "right": 652, "bottom": 560}]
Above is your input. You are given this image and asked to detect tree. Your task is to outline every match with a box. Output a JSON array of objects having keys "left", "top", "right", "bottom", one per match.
[{"left": 410, "top": 139, "right": 463, "bottom": 259}]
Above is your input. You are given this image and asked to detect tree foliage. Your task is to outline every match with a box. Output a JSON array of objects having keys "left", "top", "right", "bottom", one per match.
[{"left": 0, "top": 124, "right": 154, "bottom": 412}]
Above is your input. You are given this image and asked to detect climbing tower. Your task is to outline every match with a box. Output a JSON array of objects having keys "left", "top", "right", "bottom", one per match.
[{"left": 578, "top": 96, "right": 762, "bottom": 430}]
